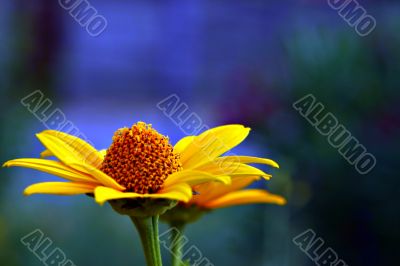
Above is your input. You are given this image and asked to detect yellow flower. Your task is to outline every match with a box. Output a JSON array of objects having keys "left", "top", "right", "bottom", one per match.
[
  {"left": 161, "top": 128, "right": 285, "bottom": 225},
  {"left": 160, "top": 177, "right": 286, "bottom": 226},
  {"left": 4, "top": 122, "right": 250, "bottom": 205},
  {"left": 3, "top": 122, "right": 276, "bottom": 207},
  {"left": 173, "top": 127, "right": 286, "bottom": 209}
]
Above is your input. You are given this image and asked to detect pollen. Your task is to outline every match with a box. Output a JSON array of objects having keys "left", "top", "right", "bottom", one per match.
[{"left": 100, "top": 122, "right": 183, "bottom": 194}]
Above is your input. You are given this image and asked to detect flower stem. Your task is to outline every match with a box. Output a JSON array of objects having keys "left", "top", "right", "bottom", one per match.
[
  {"left": 171, "top": 223, "right": 185, "bottom": 266},
  {"left": 131, "top": 216, "right": 163, "bottom": 266}
]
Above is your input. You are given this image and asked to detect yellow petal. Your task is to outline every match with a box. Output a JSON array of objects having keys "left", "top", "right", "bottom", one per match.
[
  {"left": 80, "top": 164, "right": 125, "bottom": 191},
  {"left": 36, "top": 131, "right": 102, "bottom": 171},
  {"left": 208, "top": 156, "right": 279, "bottom": 169},
  {"left": 174, "top": 136, "right": 195, "bottom": 154},
  {"left": 94, "top": 186, "right": 141, "bottom": 205},
  {"left": 94, "top": 183, "right": 193, "bottom": 205},
  {"left": 40, "top": 130, "right": 103, "bottom": 167},
  {"left": 3, "top": 158, "right": 99, "bottom": 184},
  {"left": 196, "top": 162, "right": 271, "bottom": 180},
  {"left": 40, "top": 149, "right": 53, "bottom": 158},
  {"left": 180, "top": 125, "right": 250, "bottom": 169},
  {"left": 191, "top": 175, "right": 260, "bottom": 205},
  {"left": 24, "top": 182, "right": 97, "bottom": 196},
  {"left": 32, "top": 133, "right": 123, "bottom": 190},
  {"left": 153, "top": 183, "right": 193, "bottom": 203},
  {"left": 203, "top": 189, "right": 286, "bottom": 209},
  {"left": 163, "top": 170, "right": 231, "bottom": 188},
  {"left": 99, "top": 149, "right": 107, "bottom": 159},
  {"left": 35, "top": 133, "right": 89, "bottom": 173}
]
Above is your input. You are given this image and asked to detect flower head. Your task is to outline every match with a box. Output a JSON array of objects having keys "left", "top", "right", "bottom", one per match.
[
  {"left": 162, "top": 178, "right": 286, "bottom": 224},
  {"left": 100, "top": 122, "right": 183, "bottom": 194},
  {"left": 3, "top": 122, "right": 235, "bottom": 207},
  {"left": 161, "top": 127, "right": 286, "bottom": 224}
]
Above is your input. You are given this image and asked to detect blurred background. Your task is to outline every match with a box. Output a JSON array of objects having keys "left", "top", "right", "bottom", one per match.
[{"left": 0, "top": 0, "right": 399, "bottom": 265}]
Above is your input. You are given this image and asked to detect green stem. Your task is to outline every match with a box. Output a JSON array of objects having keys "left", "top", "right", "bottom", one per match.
[
  {"left": 171, "top": 223, "right": 185, "bottom": 266},
  {"left": 131, "top": 216, "right": 163, "bottom": 266}
]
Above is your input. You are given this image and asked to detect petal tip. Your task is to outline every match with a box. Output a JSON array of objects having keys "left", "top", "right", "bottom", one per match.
[
  {"left": 2, "top": 160, "right": 16, "bottom": 168},
  {"left": 271, "top": 161, "right": 280, "bottom": 168},
  {"left": 39, "top": 150, "right": 52, "bottom": 158},
  {"left": 35, "top": 133, "right": 45, "bottom": 142},
  {"left": 95, "top": 199, "right": 106, "bottom": 206},
  {"left": 23, "top": 188, "right": 32, "bottom": 196},
  {"left": 276, "top": 197, "right": 287, "bottom": 205},
  {"left": 262, "top": 174, "right": 272, "bottom": 180},
  {"left": 181, "top": 197, "right": 191, "bottom": 203}
]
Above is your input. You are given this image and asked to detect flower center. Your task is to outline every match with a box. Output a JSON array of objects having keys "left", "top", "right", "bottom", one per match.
[{"left": 100, "top": 122, "right": 182, "bottom": 194}]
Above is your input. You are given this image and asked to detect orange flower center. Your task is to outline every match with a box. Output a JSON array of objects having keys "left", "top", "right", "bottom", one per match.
[{"left": 100, "top": 122, "right": 182, "bottom": 194}]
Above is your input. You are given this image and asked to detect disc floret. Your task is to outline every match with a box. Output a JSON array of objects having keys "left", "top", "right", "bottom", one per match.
[{"left": 100, "top": 122, "right": 182, "bottom": 194}]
